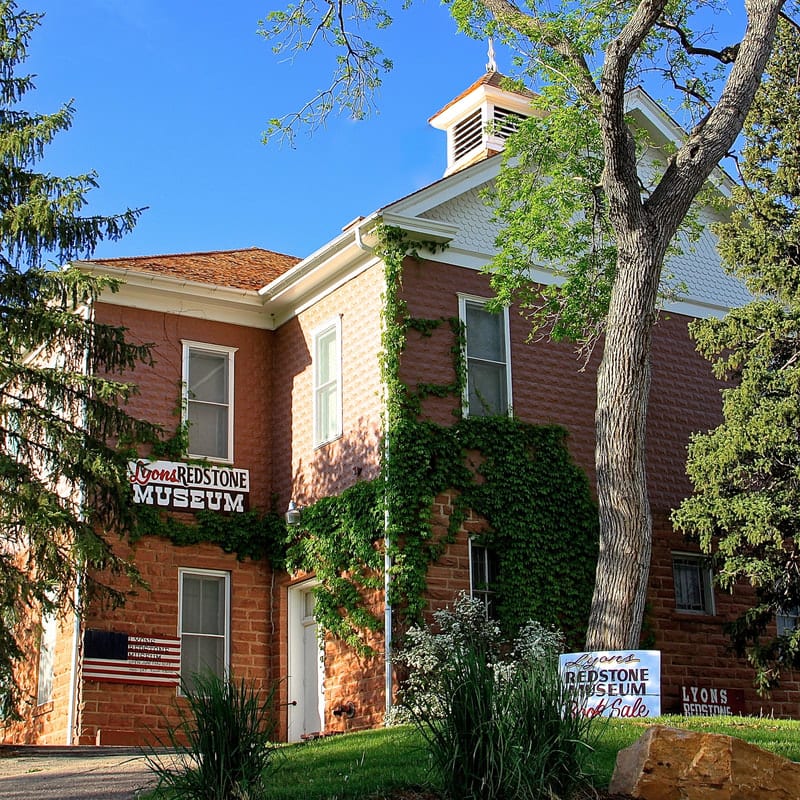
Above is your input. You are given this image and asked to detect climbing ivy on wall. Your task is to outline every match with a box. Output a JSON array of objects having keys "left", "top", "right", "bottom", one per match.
[
  {"left": 132, "top": 504, "right": 287, "bottom": 565},
  {"left": 128, "top": 227, "right": 598, "bottom": 652},
  {"left": 130, "top": 419, "right": 287, "bottom": 565},
  {"left": 288, "top": 225, "right": 598, "bottom": 652}
]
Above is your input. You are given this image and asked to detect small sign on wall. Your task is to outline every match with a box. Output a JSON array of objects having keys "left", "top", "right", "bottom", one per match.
[
  {"left": 128, "top": 459, "right": 250, "bottom": 513},
  {"left": 559, "top": 649, "right": 661, "bottom": 718},
  {"left": 681, "top": 685, "right": 746, "bottom": 716}
]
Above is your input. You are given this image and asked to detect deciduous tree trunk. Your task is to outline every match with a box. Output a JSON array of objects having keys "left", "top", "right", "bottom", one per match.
[
  {"left": 586, "top": 239, "right": 663, "bottom": 649},
  {"left": 584, "top": 0, "right": 786, "bottom": 649}
]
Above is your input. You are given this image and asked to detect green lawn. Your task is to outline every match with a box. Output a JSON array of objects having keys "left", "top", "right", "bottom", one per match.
[
  {"left": 263, "top": 716, "right": 800, "bottom": 799},
  {"left": 144, "top": 716, "right": 800, "bottom": 799},
  {"left": 268, "top": 726, "right": 432, "bottom": 799}
]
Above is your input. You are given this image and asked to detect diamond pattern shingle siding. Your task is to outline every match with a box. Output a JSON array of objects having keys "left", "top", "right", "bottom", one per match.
[{"left": 421, "top": 182, "right": 750, "bottom": 311}]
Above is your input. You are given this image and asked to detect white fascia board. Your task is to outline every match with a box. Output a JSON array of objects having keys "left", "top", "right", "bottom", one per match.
[
  {"left": 259, "top": 214, "right": 456, "bottom": 326},
  {"left": 259, "top": 224, "right": 382, "bottom": 327},
  {"left": 380, "top": 213, "right": 459, "bottom": 243},
  {"left": 80, "top": 263, "right": 272, "bottom": 329},
  {"left": 383, "top": 156, "right": 500, "bottom": 220},
  {"left": 663, "top": 296, "right": 732, "bottom": 320}
]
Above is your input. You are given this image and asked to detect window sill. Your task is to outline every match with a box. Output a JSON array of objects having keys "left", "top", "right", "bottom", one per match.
[
  {"left": 186, "top": 454, "right": 234, "bottom": 465},
  {"left": 672, "top": 609, "right": 716, "bottom": 621},
  {"left": 314, "top": 433, "right": 342, "bottom": 451},
  {"left": 34, "top": 701, "right": 54, "bottom": 716}
]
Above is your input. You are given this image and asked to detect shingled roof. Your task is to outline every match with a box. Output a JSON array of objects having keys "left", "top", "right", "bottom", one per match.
[
  {"left": 428, "top": 71, "right": 537, "bottom": 123},
  {"left": 88, "top": 247, "right": 301, "bottom": 292}
]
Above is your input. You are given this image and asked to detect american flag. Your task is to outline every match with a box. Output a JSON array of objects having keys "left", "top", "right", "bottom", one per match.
[{"left": 83, "top": 631, "right": 181, "bottom": 686}]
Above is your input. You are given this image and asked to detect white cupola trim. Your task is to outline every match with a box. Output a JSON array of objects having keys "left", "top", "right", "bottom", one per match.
[{"left": 429, "top": 72, "right": 538, "bottom": 177}]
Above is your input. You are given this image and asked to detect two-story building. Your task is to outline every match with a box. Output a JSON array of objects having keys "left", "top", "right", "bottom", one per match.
[{"left": 4, "top": 70, "right": 798, "bottom": 747}]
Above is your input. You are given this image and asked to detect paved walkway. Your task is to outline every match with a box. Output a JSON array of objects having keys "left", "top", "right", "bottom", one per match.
[{"left": 0, "top": 747, "right": 162, "bottom": 800}]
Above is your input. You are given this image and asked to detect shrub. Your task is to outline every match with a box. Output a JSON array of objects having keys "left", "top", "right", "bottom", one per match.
[
  {"left": 147, "top": 672, "right": 279, "bottom": 800},
  {"left": 394, "top": 594, "right": 594, "bottom": 800}
]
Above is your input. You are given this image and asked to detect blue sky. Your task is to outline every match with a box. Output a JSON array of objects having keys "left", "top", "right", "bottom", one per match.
[
  {"left": 27, "top": 0, "right": 490, "bottom": 261},
  {"left": 26, "top": 2, "right": 747, "bottom": 263}
]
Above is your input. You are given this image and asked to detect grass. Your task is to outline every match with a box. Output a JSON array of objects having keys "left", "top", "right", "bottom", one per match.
[
  {"left": 145, "top": 716, "right": 800, "bottom": 799},
  {"left": 268, "top": 726, "right": 432, "bottom": 799},
  {"left": 271, "top": 717, "right": 800, "bottom": 799}
]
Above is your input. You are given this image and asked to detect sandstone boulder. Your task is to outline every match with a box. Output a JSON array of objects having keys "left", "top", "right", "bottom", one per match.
[{"left": 608, "top": 724, "right": 800, "bottom": 800}]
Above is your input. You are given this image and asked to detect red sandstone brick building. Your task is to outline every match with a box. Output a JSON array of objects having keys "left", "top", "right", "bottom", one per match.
[{"left": 3, "top": 73, "right": 798, "bottom": 747}]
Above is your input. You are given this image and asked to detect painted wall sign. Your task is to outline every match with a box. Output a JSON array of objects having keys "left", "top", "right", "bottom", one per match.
[
  {"left": 83, "top": 629, "right": 180, "bottom": 686},
  {"left": 681, "top": 686, "right": 746, "bottom": 716},
  {"left": 559, "top": 649, "right": 661, "bottom": 718},
  {"left": 128, "top": 459, "right": 250, "bottom": 513}
]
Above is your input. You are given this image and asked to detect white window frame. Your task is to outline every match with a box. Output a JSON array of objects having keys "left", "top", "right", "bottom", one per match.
[
  {"left": 182, "top": 341, "right": 236, "bottom": 463},
  {"left": 36, "top": 609, "right": 58, "bottom": 706},
  {"left": 312, "top": 318, "right": 343, "bottom": 447},
  {"left": 777, "top": 606, "right": 799, "bottom": 636},
  {"left": 469, "top": 539, "right": 499, "bottom": 620},
  {"left": 178, "top": 568, "right": 231, "bottom": 694},
  {"left": 458, "top": 294, "right": 513, "bottom": 418},
  {"left": 672, "top": 552, "right": 715, "bottom": 615}
]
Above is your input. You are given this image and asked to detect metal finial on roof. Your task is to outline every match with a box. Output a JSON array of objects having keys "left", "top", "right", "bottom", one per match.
[{"left": 486, "top": 38, "right": 497, "bottom": 72}]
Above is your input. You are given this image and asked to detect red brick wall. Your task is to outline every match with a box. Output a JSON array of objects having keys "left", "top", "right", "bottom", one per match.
[
  {"left": 78, "top": 537, "right": 273, "bottom": 746},
  {"left": 270, "top": 264, "right": 385, "bottom": 508},
  {"left": 1, "top": 600, "right": 78, "bottom": 745},
  {"left": 322, "top": 586, "right": 387, "bottom": 735},
  {"left": 93, "top": 303, "right": 274, "bottom": 508},
  {"left": 399, "top": 258, "right": 724, "bottom": 513},
  {"left": 1, "top": 305, "right": 280, "bottom": 747},
  {"left": 399, "top": 257, "right": 800, "bottom": 717},
  {"left": 269, "top": 265, "right": 387, "bottom": 737}
]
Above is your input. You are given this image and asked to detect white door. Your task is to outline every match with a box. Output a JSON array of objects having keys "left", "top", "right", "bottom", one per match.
[{"left": 287, "top": 581, "right": 324, "bottom": 741}]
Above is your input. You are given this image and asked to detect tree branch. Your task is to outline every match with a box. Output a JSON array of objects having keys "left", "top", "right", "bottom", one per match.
[
  {"left": 477, "top": 0, "right": 600, "bottom": 102},
  {"left": 656, "top": 18, "right": 740, "bottom": 63}
]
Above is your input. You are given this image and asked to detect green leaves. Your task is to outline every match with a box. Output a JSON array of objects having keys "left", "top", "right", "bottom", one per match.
[
  {"left": 486, "top": 96, "right": 615, "bottom": 349},
  {"left": 0, "top": 1, "right": 156, "bottom": 716},
  {"left": 673, "top": 17, "right": 800, "bottom": 692}
]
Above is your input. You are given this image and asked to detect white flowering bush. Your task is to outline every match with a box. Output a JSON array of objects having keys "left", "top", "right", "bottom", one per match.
[{"left": 393, "top": 593, "right": 593, "bottom": 800}]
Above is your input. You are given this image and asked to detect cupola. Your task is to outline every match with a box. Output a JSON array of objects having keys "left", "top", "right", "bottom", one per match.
[{"left": 429, "top": 48, "right": 537, "bottom": 176}]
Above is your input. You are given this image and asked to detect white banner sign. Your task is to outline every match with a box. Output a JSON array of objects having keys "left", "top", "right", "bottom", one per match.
[
  {"left": 559, "top": 649, "right": 661, "bottom": 718},
  {"left": 128, "top": 459, "right": 250, "bottom": 513}
]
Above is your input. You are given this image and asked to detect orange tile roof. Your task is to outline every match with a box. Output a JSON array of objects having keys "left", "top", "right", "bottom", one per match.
[{"left": 87, "top": 247, "right": 301, "bottom": 291}]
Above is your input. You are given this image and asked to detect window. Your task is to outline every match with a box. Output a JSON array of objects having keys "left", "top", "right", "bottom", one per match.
[
  {"left": 313, "top": 320, "right": 342, "bottom": 446},
  {"left": 672, "top": 553, "right": 714, "bottom": 615},
  {"left": 179, "top": 569, "right": 230, "bottom": 692},
  {"left": 470, "top": 541, "right": 499, "bottom": 619},
  {"left": 459, "top": 296, "right": 511, "bottom": 417},
  {"left": 777, "top": 607, "right": 799, "bottom": 636},
  {"left": 182, "top": 342, "right": 236, "bottom": 461},
  {"left": 36, "top": 610, "right": 57, "bottom": 705}
]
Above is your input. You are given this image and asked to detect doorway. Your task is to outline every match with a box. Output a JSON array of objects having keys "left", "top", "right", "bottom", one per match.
[{"left": 287, "top": 580, "right": 325, "bottom": 741}]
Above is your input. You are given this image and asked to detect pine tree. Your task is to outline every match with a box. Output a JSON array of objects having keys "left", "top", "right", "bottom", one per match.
[
  {"left": 673, "top": 17, "right": 800, "bottom": 691},
  {"left": 0, "top": 2, "right": 157, "bottom": 716}
]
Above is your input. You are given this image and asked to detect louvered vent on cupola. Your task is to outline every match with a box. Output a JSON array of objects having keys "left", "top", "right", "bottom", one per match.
[{"left": 429, "top": 72, "right": 536, "bottom": 177}]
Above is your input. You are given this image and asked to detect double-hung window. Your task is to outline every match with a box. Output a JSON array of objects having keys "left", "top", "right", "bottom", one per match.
[
  {"left": 459, "top": 296, "right": 512, "bottom": 417},
  {"left": 182, "top": 342, "right": 236, "bottom": 461},
  {"left": 672, "top": 553, "right": 715, "bottom": 615},
  {"left": 470, "top": 540, "right": 499, "bottom": 619},
  {"left": 179, "top": 569, "right": 230, "bottom": 692},
  {"left": 313, "top": 319, "right": 342, "bottom": 446},
  {"left": 36, "top": 609, "right": 57, "bottom": 705},
  {"left": 777, "top": 607, "right": 799, "bottom": 636}
]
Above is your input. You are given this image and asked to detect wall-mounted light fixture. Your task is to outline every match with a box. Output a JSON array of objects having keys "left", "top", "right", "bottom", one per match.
[{"left": 285, "top": 500, "right": 302, "bottom": 526}]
